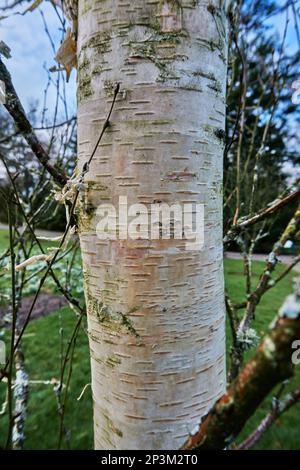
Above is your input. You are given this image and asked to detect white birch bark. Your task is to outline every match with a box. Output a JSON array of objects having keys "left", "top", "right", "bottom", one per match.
[{"left": 77, "top": 0, "right": 230, "bottom": 450}]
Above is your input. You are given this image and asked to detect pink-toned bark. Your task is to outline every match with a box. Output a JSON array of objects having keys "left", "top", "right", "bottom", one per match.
[{"left": 77, "top": 0, "right": 230, "bottom": 449}]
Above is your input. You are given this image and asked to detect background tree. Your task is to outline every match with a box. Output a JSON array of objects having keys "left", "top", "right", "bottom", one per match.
[{"left": 225, "top": 0, "right": 300, "bottom": 251}]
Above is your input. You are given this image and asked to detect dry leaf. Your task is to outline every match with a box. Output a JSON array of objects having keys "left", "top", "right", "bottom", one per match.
[
  {"left": 0, "top": 80, "right": 6, "bottom": 105},
  {"left": 0, "top": 40, "right": 11, "bottom": 59},
  {"left": 54, "top": 28, "right": 77, "bottom": 82},
  {"left": 22, "top": 0, "right": 43, "bottom": 14}
]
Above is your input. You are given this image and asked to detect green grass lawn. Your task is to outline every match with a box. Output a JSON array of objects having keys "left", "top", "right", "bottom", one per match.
[
  {"left": 0, "top": 229, "right": 299, "bottom": 449},
  {"left": 225, "top": 259, "right": 300, "bottom": 450},
  {"left": 0, "top": 307, "right": 93, "bottom": 449},
  {"left": 0, "top": 229, "right": 9, "bottom": 249}
]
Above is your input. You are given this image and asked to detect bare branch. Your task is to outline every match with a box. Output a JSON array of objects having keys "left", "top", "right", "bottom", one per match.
[
  {"left": 0, "top": 58, "right": 68, "bottom": 187},
  {"left": 224, "top": 188, "right": 300, "bottom": 245},
  {"left": 237, "top": 387, "right": 300, "bottom": 450},
  {"left": 182, "top": 284, "right": 300, "bottom": 450},
  {"left": 239, "top": 204, "right": 300, "bottom": 334}
]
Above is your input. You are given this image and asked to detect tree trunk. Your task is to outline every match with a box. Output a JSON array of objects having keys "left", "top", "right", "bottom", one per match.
[{"left": 77, "top": 0, "right": 230, "bottom": 450}]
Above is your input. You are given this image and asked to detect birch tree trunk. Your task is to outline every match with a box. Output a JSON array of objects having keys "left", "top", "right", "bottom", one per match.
[{"left": 77, "top": 0, "right": 230, "bottom": 450}]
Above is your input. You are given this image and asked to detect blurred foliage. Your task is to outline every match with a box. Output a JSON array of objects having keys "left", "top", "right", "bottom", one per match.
[
  {"left": 0, "top": 106, "right": 76, "bottom": 231},
  {"left": 225, "top": 0, "right": 300, "bottom": 252},
  {"left": 0, "top": 256, "right": 298, "bottom": 449}
]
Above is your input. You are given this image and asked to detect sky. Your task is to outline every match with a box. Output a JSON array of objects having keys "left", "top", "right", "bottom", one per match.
[
  {"left": 0, "top": 0, "right": 76, "bottom": 120},
  {"left": 0, "top": 0, "right": 299, "bottom": 127},
  {"left": 0, "top": 0, "right": 299, "bottom": 184},
  {"left": 0, "top": 1, "right": 299, "bottom": 113}
]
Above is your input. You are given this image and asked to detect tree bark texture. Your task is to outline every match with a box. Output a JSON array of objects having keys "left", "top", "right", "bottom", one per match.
[{"left": 77, "top": 0, "right": 230, "bottom": 449}]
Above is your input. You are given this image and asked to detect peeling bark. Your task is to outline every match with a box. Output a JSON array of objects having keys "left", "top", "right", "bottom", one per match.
[{"left": 77, "top": 0, "right": 230, "bottom": 449}]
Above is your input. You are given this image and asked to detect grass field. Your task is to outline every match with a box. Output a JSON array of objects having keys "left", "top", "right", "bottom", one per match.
[{"left": 0, "top": 230, "right": 299, "bottom": 449}]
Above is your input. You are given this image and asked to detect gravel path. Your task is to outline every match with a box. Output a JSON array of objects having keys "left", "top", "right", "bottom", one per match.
[
  {"left": 225, "top": 251, "right": 300, "bottom": 273},
  {"left": 0, "top": 223, "right": 63, "bottom": 239},
  {"left": 1, "top": 224, "right": 299, "bottom": 273},
  {"left": 0, "top": 294, "right": 67, "bottom": 327}
]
